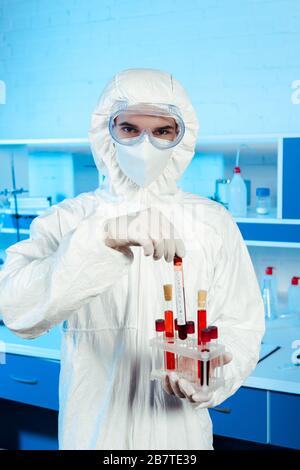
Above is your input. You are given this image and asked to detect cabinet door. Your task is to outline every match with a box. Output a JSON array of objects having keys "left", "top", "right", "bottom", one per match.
[
  {"left": 0, "top": 353, "right": 60, "bottom": 410},
  {"left": 283, "top": 138, "right": 300, "bottom": 220},
  {"left": 209, "top": 387, "right": 268, "bottom": 443},
  {"left": 270, "top": 391, "right": 300, "bottom": 450}
]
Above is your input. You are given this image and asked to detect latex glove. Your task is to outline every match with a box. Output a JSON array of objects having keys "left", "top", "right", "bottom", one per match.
[
  {"left": 162, "top": 352, "right": 233, "bottom": 408},
  {"left": 104, "top": 207, "right": 185, "bottom": 262}
]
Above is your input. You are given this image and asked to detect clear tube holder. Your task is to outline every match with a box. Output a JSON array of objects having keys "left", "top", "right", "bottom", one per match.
[{"left": 150, "top": 337, "right": 226, "bottom": 392}]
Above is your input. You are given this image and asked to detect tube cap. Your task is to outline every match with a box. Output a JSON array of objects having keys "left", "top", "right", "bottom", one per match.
[
  {"left": 291, "top": 276, "right": 300, "bottom": 286},
  {"left": 174, "top": 318, "right": 178, "bottom": 330},
  {"left": 186, "top": 321, "right": 195, "bottom": 334},
  {"left": 163, "top": 284, "right": 173, "bottom": 301},
  {"left": 178, "top": 324, "right": 187, "bottom": 340},
  {"left": 208, "top": 326, "right": 218, "bottom": 339},
  {"left": 174, "top": 255, "right": 182, "bottom": 266},
  {"left": 155, "top": 319, "right": 165, "bottom": 332},
  {"left": 201, "top": 327, "right": 211, "bottom": 343},
  {"left": 197, "top": 290, "right": 207, "bottom": 308}
]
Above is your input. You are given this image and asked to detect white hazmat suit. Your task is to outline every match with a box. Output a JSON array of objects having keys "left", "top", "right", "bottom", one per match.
[{"left": 0, "top": 69, "right": 265, "bottom": 450}]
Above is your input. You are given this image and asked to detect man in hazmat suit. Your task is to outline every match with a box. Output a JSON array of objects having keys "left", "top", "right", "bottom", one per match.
[{"left": 0, "top": 68, "right": 265, "bottom": 450}]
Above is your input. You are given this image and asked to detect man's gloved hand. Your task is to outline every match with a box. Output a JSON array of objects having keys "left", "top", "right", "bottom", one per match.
[
  {"left": 162, "top": 352, "right": 233, "bottom": 408},
  {"left": 104, "top": 207, "right": 185, "bottom": 262}
]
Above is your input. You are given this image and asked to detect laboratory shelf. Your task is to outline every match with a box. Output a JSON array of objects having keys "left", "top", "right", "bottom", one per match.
[
  {"left": 0, "top": 228, "right": 30, "bottom": 235},
  {"left": 1, "top": 134, "right": 299, "bottom": 248}
]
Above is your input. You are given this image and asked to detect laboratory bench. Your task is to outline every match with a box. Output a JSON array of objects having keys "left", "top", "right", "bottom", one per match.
[{"left": 0, "top": 318, "right": 300, "bottom": 450}]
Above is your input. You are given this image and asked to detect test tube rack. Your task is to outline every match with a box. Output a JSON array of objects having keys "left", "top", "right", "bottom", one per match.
[{"left": 150, "top": 336, "right": 226, "bottom": 392}]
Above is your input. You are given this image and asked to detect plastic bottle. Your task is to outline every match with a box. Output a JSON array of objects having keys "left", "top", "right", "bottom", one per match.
[
  {"left": 256, "top": 187, "right": 271, "bottom": 215},
  {"left": 228, "top": 167, "right": 247, "bottom": 217},
  {"left": 288, "top": 276, "right": 300, "bottom": 314},
  {"left": 261, "top": 266, "right": 278, "bottom": 320}
]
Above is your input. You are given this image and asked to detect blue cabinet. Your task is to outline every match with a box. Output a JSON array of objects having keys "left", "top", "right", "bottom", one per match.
[
  {"left": 270, "top": 391, "right": 300, "bottom": 450},
  {"left": 209, "top": 387, "right": 268, "bottom": 443},
  {"left": 283, "top": 138, "right": 300, "bottom": 220},
  {"left": 0, "top": 353, "right": 60, "bottom": 411},
  {"left": 238, "top": 222, "right": 300, "bottom": 243}
]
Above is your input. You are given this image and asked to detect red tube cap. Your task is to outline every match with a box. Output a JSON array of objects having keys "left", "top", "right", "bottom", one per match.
[
  {"left": 155, "top": 319, "right": 165, "bottom": 332},
  {"left": 208, "top": 326, "right": 218, "bottom": 339},
  {"left": 201, "top": 327, "right": 211, "bottom": 343},
  {"left": 234, "top": 166, "right": 241, "bottom": 173},
  {"left": 186, "top": 321, "right": 195, "bottom": 334},
  {"left": 291, "top": 276, "right": 300, "bottom": 285},
  {"left": 173, "top": 255, "right": 182, "bottom": 266},
  {"left": 178, "top": 324, "right": 187, "bottom": 340}
]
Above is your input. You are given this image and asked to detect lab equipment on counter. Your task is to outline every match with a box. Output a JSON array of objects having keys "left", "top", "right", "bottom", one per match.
[
  {"left": 228, "top": 167, "right": 247, "bottom": 217},
  {"left": 288, "top": 276, "right": 300, "bottom": 315},
  {"left": 215, "top": 178, "right": 230, "bottom": 207},
  {"left": 261, "top": 266, "right": 278, "bottom": 320},
  {"left": 256, "top": 187, "right": 271, "bottom": 215}
]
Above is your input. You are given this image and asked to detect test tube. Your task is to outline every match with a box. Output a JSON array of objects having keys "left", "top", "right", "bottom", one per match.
[
  {"left": 208, "top": 326, "right": 218, "bottom": 345},
  {"left": 173, "top": 256, "right": 187, "bottom": 340},
  {"left": 186, "top": 321, "right": 195, "bottom": 347},
  {"left": 185, "top": 321, "right": 196, "bottom": 381},
  {"left": 200, "top": 328, "right": 211, "bottom": 388},
  {"left": 174, "top": 318, "right": 178, "bottom": 339},
  {"left": 163, "top": 284, "right": 176, "bottom": 371},
  {"left": 155, "top": 319, "right": 165, "bottom": 338},
  {"left": 197, "top": 290, "right": 207, "bottom": 379},
  {"left": 154, "top": 319, "right": 165, "bottom": 373},
  {"left": 208, "top": 325, "right": 220, "bottom": 379}
]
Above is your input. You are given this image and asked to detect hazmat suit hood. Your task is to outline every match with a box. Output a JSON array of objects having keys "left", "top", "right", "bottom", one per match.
[{"left": 88, "top": 68, "right": 199, "bottom": 201}]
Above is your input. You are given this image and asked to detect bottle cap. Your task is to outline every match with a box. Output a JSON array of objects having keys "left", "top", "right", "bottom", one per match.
[
  {"left": 256, "top": 187, "right": 270, "bottom": 197},
  {"left": 201, "top": 327, "right": 211, "bottom": 343},
  {"left": 265, "top": 266, "right": 275, "bottom": 275},
  {"left": 291, "top": 276, "right": 300, "bottom": 286},
  {"left": 155, "top": 319, "right": 165, "bottom": 332},
  {"left": 186, "top": 321, "right": 195, "bottom": 334},
  {"left": 208, "top": 326, "right": 218, "bottom": 339},
  {"left": 234, "top": 166, "right": 241, "bottom": 173},
  {"left": 163, "top": 284, "right": 173, "bottom": 301}
]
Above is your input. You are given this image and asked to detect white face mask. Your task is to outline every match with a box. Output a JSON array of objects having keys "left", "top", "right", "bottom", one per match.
[{"left": 114, "top": 137, "right": 173, "bottom": 187}]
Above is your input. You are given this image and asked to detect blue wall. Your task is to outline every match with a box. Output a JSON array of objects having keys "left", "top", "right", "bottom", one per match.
[{"left": 0, "top": 0, "right": 299, "bottom": 139}]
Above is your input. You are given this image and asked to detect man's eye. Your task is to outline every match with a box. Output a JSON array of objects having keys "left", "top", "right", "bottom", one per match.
[
  {"left": 155, "top": 129, "right": 171, "bottom": 136},
  {"left": 121, "top": 126, "right": 138, "bottom": 133}
]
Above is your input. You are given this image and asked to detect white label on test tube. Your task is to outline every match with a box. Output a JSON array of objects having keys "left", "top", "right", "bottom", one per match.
[{"left": 174, "top": 269, "right": 186, "bottom": 326}]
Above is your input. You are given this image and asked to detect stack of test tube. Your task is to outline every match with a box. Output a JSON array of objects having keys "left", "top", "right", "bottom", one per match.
[{"left": 150, "top": 257, "right": 226, "bottom": 391}]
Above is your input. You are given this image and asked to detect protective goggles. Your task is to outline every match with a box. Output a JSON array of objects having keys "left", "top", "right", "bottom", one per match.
[{"left": 108, "top": 101, "right": 185, "bottom": 149}]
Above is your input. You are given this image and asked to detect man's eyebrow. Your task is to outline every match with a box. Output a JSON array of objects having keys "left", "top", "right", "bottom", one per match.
[
  {"left": 154, "top": 125, "right": 175, "bottom": 130},
  {"left": 117, "top": 121, "right": 139, "bottom": 127}
]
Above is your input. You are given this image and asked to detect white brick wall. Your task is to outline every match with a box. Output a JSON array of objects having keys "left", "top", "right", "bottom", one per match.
[{"left": 0, "top": 0, "right": 299, "bottom": 139}]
